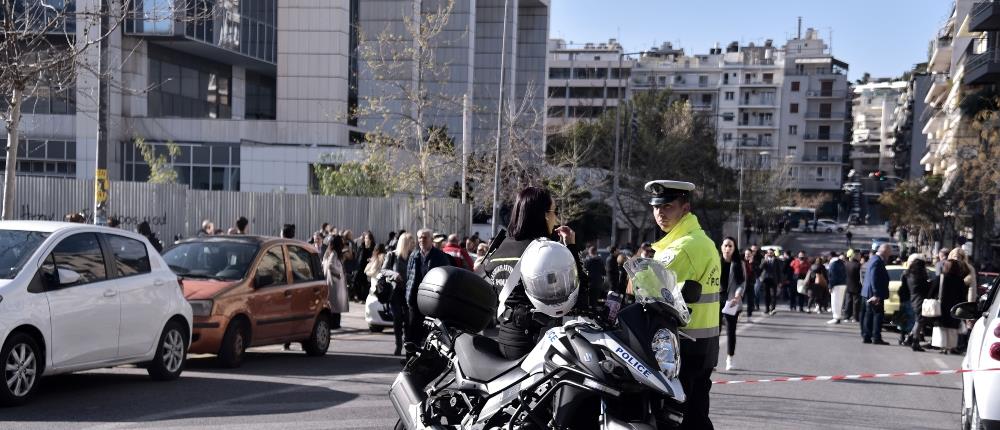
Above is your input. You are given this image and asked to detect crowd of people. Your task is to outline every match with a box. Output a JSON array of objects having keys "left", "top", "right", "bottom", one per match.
[{"left": 705, "top": 240, "right": 984, "bottom": 370}]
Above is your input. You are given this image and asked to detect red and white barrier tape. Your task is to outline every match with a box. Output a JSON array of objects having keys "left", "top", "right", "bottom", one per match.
[{"left": 713, "top": 367, "right": 1000, "bottom": 385}]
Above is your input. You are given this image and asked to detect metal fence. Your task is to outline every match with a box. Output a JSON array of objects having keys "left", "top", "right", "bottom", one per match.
[{"left": 0, "top": 176, "right": 470, "bottom": 244}]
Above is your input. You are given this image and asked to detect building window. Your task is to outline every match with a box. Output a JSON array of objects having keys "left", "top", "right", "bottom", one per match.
[
  {"left": 549, "top": 68, "right": 571, "bottom": 79},
  {"left": 725, "top": 91, "right": 734, "bottom": 100},
  {"left": 147, "top": 46, "right": 232, "bottom": 119},
  {"left": 548, "top": 87, "right": 567, "bottom": 98},
  {"left": 816, "top": 167, "right": 825, "bottom": 181},
  {"left": 610, "top": 68, "right": 630, "bottom": 79},
  {"left": 120, "top": 141, "right": 240, "bottom": 191},
  {"left": 791, "top": 81, "right": 800, "bottom": 92},
  {"left": 722, "top": 133, "right": 732, "bottom": 142},
  {"left": 763, "top": 73, "right": 774, "bottom": 84},
  {"left": 547, "top": 106, "right": 566, "bottom": 118},
  {"left": 789, "top": 103, "right": 799, "bottom": 114},
  {"left": 789, "top": 125, "right": 798, "bottom": 135},
  {"left": 245, "top": 71, "right": 276, "bottom": 120},
  {"left": 722, "top": 112, "right": 734, "bottom": 121},
  {"left": 0, "top": 139, "right": 77, "bottom": 178}
]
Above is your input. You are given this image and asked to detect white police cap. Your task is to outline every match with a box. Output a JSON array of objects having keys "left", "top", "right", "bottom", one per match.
[{"left": 644, "top": 180, "right": 696, "bottom": 206}]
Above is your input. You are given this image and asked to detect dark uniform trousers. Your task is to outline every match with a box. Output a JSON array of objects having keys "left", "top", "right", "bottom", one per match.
[{"left": 679, "top": 336, "right": 719, "bottom": 430}]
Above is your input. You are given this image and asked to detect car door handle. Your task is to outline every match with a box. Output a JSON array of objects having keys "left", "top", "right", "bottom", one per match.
[
  {"left": 284, "top": 290, "right": 293, "bottom": 298},
  {"left": 103, "top": 289, "right": 118, "bottom": 298},
  {"left": 154, "top": 279, "right": 165, "bottom": 287},
  {"left": 312, "top": 287, "right": 321, "bottom": 295}
]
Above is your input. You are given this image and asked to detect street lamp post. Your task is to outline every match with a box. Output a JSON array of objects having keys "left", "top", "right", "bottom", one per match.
[
  {"left": 611, "top": 50, "right": 644, "bottom": 246},
  {"left": 737, "top": 149, "right": 769, "bottom": 247}
]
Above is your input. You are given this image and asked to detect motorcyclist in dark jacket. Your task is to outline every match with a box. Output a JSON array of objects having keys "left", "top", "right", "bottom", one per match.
[{"left": 480, "top": 186, "right": 591, "bottom": 359}]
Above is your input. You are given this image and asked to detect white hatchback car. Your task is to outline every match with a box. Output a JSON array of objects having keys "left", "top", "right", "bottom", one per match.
[
  {"left": 956, "top": 275, "right": 1000, "bottom": 430},
  {"left": 0, "top": 222, "right": 193, "bottom": 406}
]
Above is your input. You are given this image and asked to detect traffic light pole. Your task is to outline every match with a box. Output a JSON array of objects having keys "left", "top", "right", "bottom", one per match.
[{"left": 93, "top": 0, "right": 110, "bottom": 225}]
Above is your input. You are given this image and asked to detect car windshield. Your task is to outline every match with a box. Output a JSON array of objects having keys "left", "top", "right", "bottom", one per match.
[
  {"left": 163, "top": 242, "right": 259, "bottom": 281},
  {"left": 0, "top": 230, "right": 50, "bottom": 279}
]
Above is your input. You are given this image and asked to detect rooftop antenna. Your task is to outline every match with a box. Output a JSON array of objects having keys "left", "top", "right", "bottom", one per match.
[
  {"left": 827, "top": 27, "right": 834, "bottom": 55},
  {"left": 797, "top": 16, "right": 802, "bottom": 39}
]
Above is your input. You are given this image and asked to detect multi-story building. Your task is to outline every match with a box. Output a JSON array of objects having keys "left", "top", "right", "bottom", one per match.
[
  {"left": 887, "top": 69, "right": 932, "bottom": 180},
  {"left": 4, "top": 0, "right": 548, "bottom": 194},
  {"left": 849, "top": 81, "right": 908, "bottom": 176},
  {"left": 619, "top": 29, "right": 849, "bottom": 192},
  {"left": 544, "top": 39, "right": 633, "bottom": 133}
]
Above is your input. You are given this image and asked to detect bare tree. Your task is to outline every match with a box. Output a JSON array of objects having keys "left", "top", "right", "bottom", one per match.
[{"left": 354, "top": 0, "right": 462, "bottom": 228}]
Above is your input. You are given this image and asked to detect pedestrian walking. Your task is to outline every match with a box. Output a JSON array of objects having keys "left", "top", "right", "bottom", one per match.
[
  {"left": 384, "top": 232, "right": 414, "bottom": 356},
  {"left": 779, "top": 251, "right": 796, "bottom": 310},
  {"left": 750, "top": 244, "right": 763, "bottom": 311},
  {"left": 845, "top": 230, "right": 853, "bottom": 249},
  {"left": 323, "top": 235, "right": 349, "bottom": 330},
  {"left": 827, "top": 251, "right": 847, "bottom": 324},
  {"left": 900, "top": 254, "right": 931, "bottom": 351},
  {"left": 583, "top": 246, "right": 606, "bottom": 297},
  {"left": 743, "top": 249, "right": 757, "bottom": 320},
  {"left": 719, "top": 237, "right": 746, "bottom": 371},
  {"left": 364, "top": 244, "right": 388, "bottom": 292},
  {"left": 861, "top": 244, "right": 891, "bottom": 345},
  {"left": 758, "top": 250, "right": 779, "bottom": 315},
  {"left": 405, "top": 229, "right": 451, "bottom": 348},
  {"left": 805, "top": 257, "right": 829, "bottom": 313},
  {"left": 928, "top": 259, "right": 969, "bottom": 354},
  {"left": 843, "top": 249, "right": 862, "bottom": 322},
  {"left": 791, "top": 251, "right": 811, "bottom": 312}
]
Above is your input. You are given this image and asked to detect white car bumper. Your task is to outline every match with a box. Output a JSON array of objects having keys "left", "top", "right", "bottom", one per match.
[{"left": 364, "top": 290, "right": 394, "bottom": 328}]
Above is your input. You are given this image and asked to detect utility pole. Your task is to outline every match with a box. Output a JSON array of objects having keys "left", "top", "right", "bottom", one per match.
[
  {"left": 490, "top": 0, "right": 510, "bottom": 237},
  {"left": 611, "top": 50, "right": 642, "bottom": 246},
  {"left": 93, "top": 0, "right": 111, "bottom": 225}
]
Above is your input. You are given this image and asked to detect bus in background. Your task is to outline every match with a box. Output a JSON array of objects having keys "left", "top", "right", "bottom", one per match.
[{"left": 779, "top": 206, "right": 817, "bottom": 232}]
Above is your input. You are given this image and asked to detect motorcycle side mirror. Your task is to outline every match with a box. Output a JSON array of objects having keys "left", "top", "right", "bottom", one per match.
[{"left": 681, "top": 280, "right": 702, "bottom": 304}]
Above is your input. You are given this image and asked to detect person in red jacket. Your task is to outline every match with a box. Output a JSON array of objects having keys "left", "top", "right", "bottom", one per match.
[
  {"left": 442, "top": 234, "right": 474, "bottom": 269},
  {"left": 790, "top": 251, "right": 811, "bottom": 312}
]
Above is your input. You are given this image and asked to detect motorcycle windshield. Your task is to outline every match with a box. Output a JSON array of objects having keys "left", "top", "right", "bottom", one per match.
[{"left": 623, "top": 258, "right": 691, "bottom": 326}]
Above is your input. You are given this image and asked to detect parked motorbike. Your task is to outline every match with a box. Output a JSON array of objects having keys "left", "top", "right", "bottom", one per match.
[{"left": 390, "top": 258, "right": 693, "bottom": 429}]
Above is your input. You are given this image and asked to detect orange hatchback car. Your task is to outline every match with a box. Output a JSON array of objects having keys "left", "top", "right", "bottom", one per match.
[{"left": 162, "top": 236, "right": 332, "bottom": 367}]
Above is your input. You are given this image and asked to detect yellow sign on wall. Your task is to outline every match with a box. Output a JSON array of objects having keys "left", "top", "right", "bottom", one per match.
[{"left": 95, "top": 169, "right": 109, "bottom": 205}]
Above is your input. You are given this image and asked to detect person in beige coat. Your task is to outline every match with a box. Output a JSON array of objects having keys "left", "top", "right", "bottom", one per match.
[{"left": 324, "top": 235, "right": 349, "bottom": 329}]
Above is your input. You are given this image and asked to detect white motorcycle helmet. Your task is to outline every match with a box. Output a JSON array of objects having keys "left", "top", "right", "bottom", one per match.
[{"left": 519, "top": 238, "right": 580, "bottom": 317}]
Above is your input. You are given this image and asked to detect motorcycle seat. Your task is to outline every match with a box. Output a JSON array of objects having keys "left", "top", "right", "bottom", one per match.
[{"left": 454, "top": 334, "right": 522, "bottom": 382}]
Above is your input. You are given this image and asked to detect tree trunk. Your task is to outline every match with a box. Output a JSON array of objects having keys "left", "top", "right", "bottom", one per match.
[{"left": 2, "top": 86, "right": 23, "bottom": 220}]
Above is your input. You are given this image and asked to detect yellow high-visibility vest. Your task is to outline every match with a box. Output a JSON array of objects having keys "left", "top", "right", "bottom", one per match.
[{"left": 652, "top": 213, "right": 721, "bottom": 339}]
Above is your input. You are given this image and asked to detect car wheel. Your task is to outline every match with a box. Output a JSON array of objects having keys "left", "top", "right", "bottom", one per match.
[
  {"left": 369, "top": 325, "right": 385, "bottom": 333},
  {"left": 303, "top": 315, "right": 331, "bottom": 357},
  {"left": 0, "top": 332, "right": 42, "bottom": 406},
  {"left": 147, "top": 321, "right": 188, "bottom": 381},
  {"left": 219, "top": 319, "right": 249, "bottom": 368},
  {"left": 825, "top": 228, "right": 833, "bottom": 233},
  {"left": 837, "top": 228, "right": 844, "bottom": 233}
]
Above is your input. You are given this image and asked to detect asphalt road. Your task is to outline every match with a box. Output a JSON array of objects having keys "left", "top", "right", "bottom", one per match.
[{"left": 0, "top": 228, "right": 965, "bottom": 429}]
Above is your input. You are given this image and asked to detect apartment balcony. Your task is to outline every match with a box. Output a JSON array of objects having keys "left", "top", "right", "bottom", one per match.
[
  {"left": 802, "top": 133, "right": 845, "bottom": 142},
  {"left": 964, "top": 50, "right": 1000, "bottom": 86},
  {"left": 923, "top": 74, "right": 950, "bottom": 105},
  {"left": 800, "top": 155, "right": 844, "bottom": 163},
  {"left": 805, "top": 90, "right": 847, "bottom": 99},
  {"left": 741, "top": 79, "right": 779, "bottom": 87},
  {"left": 804, "top": 112, "right": 849, "bottom": 121},
  {"left": 929, "top": 36, "right": 953, "bottom": 74},
  {"left": 689, "top": 103, "right": 715, "bottom": 111},
  {"left": 850, "top": 150, "right": 882, "bottom": 159},
  {"left": 737, "top": 120, "right": 777, "bottom": 129},
  {"left": 735, "top": 138, "right": 773, "bottom": 148},
  {"left": 793, "top": 177, "right": 841, "bottom": 191},
  {"left": 738, "top": 98, "right": 778, "bottom": 108},
  {"left": 970, "top": 1, "right": 1000, "bottom": 31}
]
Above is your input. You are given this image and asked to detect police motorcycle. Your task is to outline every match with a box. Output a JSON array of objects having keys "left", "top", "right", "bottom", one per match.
[{"left": 390, "top": 238, "right": 697, "bottom": 429}]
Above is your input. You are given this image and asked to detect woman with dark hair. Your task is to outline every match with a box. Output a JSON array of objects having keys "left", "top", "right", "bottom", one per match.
[
  {"left": 904, "top": 255, "right": 931, "bottom": 351},
  {"left": 719, "top": 237, "right": 745, "bottom": 371},
  {"left": 928, "top": 259, "right": 969, "bottom": 354},
  {"left": 480, "top": 186, "right": 591, "bottom": 359},
  {"left": 325, "top": 235, "right": 349, "bottom": 329},
  {"left": 352, "top": 231, "right": 377, "bottom": 302}
]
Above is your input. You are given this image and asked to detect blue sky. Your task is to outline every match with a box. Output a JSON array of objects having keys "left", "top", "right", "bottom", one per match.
[{"left": 550, "top": 0, "right": 952, "bottom": 80}]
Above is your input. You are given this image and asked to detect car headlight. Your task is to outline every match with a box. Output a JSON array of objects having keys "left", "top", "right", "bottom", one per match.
[
  {"left": 652, "top": 328, "right": 680, "bottom": 379},
  {"left": 188, "top": 299, "right": 214, "bottom": 317}
]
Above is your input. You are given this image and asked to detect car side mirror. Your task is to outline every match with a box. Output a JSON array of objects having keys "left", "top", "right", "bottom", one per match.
[
  {"left": 57, "top": 268, "right": 81, "bottom": 286},
  {"left": 254, "top": 273, "right": 274, "bottom": 288},
  {"left": 681, "top": 280, "right": 702, "bottom": 304},
  {"left": 950, "top": 301, "right": 979, "bottom": 320}
]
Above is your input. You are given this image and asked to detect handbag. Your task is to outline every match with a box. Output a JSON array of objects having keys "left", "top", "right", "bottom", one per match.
[
  {"left": 921, "top": 274, "right": 943, "bottom": 318},
  {"left": 814, "top": 272, "right": 828, "bottom": 289},
  {"left": 796, "top": 279, "right": 808, "bottom": 295}
]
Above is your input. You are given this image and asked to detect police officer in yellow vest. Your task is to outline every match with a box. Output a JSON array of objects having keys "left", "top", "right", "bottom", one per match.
[{"left": 646, "top": 179, "right": 721, "bottom": 430}]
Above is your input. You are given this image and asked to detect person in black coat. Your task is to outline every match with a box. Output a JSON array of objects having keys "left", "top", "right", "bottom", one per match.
[
  {"left": 843, "top": 251, "right": 862, "bottom": 321},
  {"left": 605, "top": 246, "right": 621, "bottom": 295},
  {"left": 905, "top": 256, "right": 931, "bottom": 351},
  {"left": 480, "top": 186, "right": 590, "bottom": 359},
  {"left": 927, "top": 259, "right": 969, "bottom": 353},
  {"left": 404, "top": 229, "right": 451, "bottom": 347}
]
